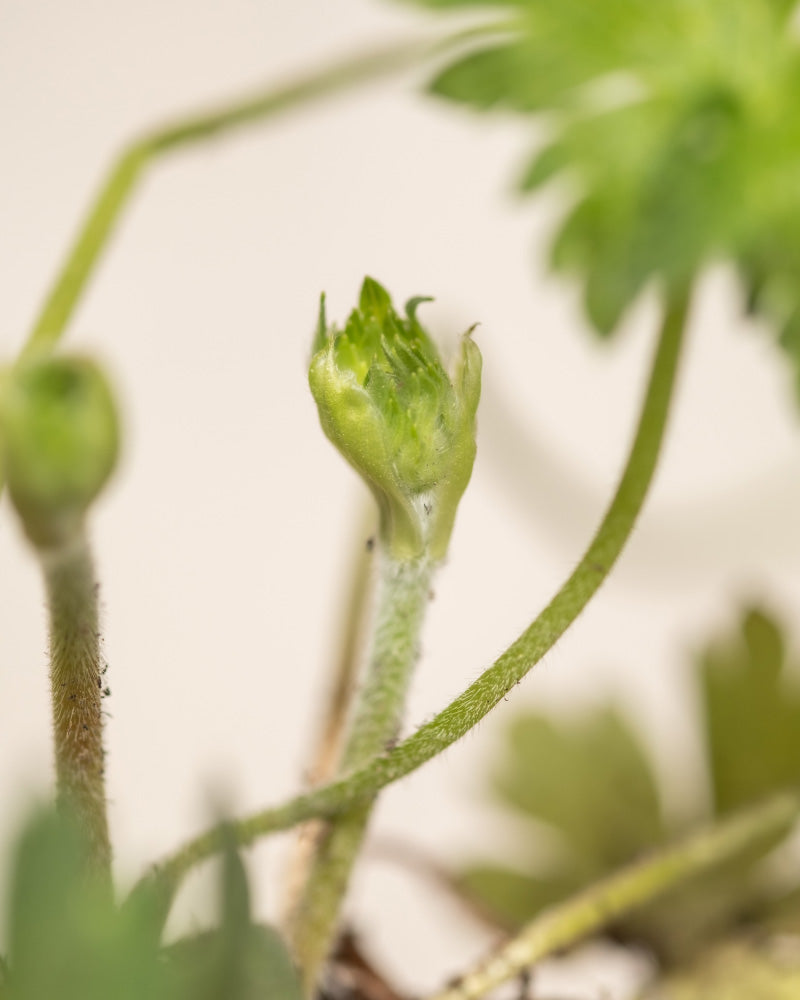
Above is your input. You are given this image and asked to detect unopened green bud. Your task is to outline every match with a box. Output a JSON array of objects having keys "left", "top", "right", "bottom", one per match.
[
  {"left": 309, "top": 277, "right": 481, "bottom": 560},
  {"left": 0, "top": 356, "right": 120, "bottom": 548}
]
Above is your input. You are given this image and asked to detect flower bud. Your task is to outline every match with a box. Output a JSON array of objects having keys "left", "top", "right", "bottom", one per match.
[
  {"left": 309, "top": 277, "right": 481, "bottom": 560},
  {"left": 0, "top": 356, "right": 120, "bottom": 548}
]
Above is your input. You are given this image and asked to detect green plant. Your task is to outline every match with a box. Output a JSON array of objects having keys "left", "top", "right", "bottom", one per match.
[{"left": 3, "top": 3, "right": 800, "bottom": 998}]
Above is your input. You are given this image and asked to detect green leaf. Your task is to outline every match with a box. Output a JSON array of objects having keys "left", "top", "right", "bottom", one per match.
[
  {"left": 701, "top": 608, "right": 800, "bottom": 816},
  {"left": 407, "top": 0, "right": 800, "bottom": 388},
  {"left": 638, "top": 939, "right": 800, "bottom": 1000},
  {"left": 460, "top": 607, "right": 800, "bottom": 968},
  {"left": 167, "top": 928, "right": 302, "bottom": 1000},
  {"left": 459, "top": 864, "right": 584, "bottom": 930},
  {"left": 5, "top": 809, "right": 170, "bottom": 1000},
  {"left": 166, "top": 834, "right": 302, "bottom": 1000},
  {"left": 490, "top": 708, "right": 664, "bottom": 868},
  {"left": 1, "top": 809, "right": 301, "bottom": 1000}
]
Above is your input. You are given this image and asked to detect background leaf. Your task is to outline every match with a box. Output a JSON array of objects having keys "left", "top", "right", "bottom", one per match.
[
  {"left": 5, "top": 810, "right": 170, "bottom": 1000},
  {"left": 165, "top": 834, "right": 302, "bottom": 1000},
  {"left": 2, "top": 810, "right": 301, "bottom": 1000},
  {"left": 403, "top": 0, "right": 800, "bottom": 394},
  {"left": 639, "top": 939, "right": 800, "bottom": 1000},
  {"left": 489, "top": 708, "right": 663, "bottom": 867},
  {"left": 702, "top": 608, "right": 800, "bottom": 815},
  {"left": 460, "top": 607, "right": 800, "bottom": 967}
]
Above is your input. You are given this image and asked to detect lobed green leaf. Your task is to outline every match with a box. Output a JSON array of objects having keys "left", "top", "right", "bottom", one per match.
[
  {"left": 404, "top": 0, "right": 800, "bottom": 396},
  {"left": 461, "top": 607, "right": 800, "bottom": 967}
]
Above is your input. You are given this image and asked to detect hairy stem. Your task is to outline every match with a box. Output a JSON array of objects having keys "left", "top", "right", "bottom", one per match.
[
  {"left": 134, "top": 285, "right": 690, "bottom": 910},
  {"left": 19, "top": 38, "right": 435, "bottom": 363},
  {"left": 41, "top": 530, "right": 111, "bottom": 876},
  {"left": 289, "top": 556, "right": 434, "bottom": 993},
  {"left": 281, "top": 509, "right": 375, "bottom": 927},
  {"left": 424, "top": 791, "right": 800, "bottom": 1000},
  {"left": 306, "top": 519, "right": 377, "bottom": 787}
]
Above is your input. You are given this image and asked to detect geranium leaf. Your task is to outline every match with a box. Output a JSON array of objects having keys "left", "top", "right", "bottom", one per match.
[
  {"left": 402, "top": 0, "right": 800, "bottom": 394},
  {"left": 166, "top": 835, "right": 302, "bottom": 1000},
  {"left": 702, "top": 608, "right": 800, "bottom": 816},
  {"left": 5, "top": 809, "right": 170, "bottom": 1000},
  {"left": 490, "top": 707, "right": 663, "bottom": 869}
]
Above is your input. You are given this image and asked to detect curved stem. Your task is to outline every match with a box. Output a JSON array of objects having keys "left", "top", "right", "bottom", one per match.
[
  {"left": 133, "top": 285, "right": 691, "bottom": 912},
  {"left": 41, "top": 529, "right": 111, "bottom": 877},
  {"left": 288, "top": 555, "right": 434, "bottom": 992},
  {"left": 18, "top": 37, "right": 438, "bottom": 363},
  {"left": 424, "top": 790, "right": 800, "bottom": 1000}
]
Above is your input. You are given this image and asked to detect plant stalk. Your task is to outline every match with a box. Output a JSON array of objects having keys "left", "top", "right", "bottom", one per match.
[
  {"left": 424, "top": 791, "right": 800, "bottom": 1000},
  {"left": 41, "top": 529, "right": 111, "bottom": 876},
  {"left": 288, "top": 555, "right": 434, "bottom": 993},
  {"left": 18, "top": 37, "right": 453, "bottom": 364},
  {"left": 281, "top": 509, "right": 375, "bottom": 928},
  {"left": 135, "top": 285, "right": 690, "bottom": 915}
]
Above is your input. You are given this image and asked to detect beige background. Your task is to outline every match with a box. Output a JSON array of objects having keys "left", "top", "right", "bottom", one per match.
[{"left": 3, "top": 2, "right": 800, "bottom": 995}]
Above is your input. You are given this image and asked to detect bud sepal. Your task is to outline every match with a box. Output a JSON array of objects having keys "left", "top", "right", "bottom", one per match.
[{"left": 309, "top": 277, "right": 481, "bottom": 560}]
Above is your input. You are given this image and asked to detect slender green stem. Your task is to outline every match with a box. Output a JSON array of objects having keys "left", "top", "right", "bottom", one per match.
[
  {"left": 304, "top": 508, "right": 378, "bottom": 789},
  {"left": 41, "top": 529, "right": 111, "bottom": 876},
  {"left": 289, "top": 555, "right": 434, "bottom": 993},
  {"left": 281, "top": 508, "right": 375, "bottom": 926},
  {"left": 18, "top": 37, "right": 436, "bottom": 363},
  {"left": 133, "top": 285, "right": 690, "bottom": 912},
  {"left": 424, "top": 790, "right": 800, "bottom": 1000}
]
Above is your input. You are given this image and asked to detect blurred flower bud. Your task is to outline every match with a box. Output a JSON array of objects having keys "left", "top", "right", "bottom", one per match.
[
  {"left": 309, "top": 277, "right": 481, "bottom": 560},
  {"left": 1, "top": 356, "right": 120, "bottom": 548}
]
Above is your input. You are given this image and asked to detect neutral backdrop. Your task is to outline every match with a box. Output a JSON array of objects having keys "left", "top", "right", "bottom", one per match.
[{"left": 3, "top": 2, "right": 800, "bottom": 996}]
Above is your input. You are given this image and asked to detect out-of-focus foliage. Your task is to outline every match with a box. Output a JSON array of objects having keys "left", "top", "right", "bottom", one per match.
[
  {"left": 0, "top": 810, "right": 301, "bottom": 1000},
  {"left": 401, "top": 0, "right": 800, "bottom": 396},
  {"left": 702, "top": 607, "right": 800, "bottom": 814},
  {"left": 639, "top": 940, "right": 800, "bottom": 1000},
  {"left": 1, "top": 810, "right": 169, "bottom": 1000},
  {"left": 461, "top": 608, "right": 800, "bottom": 967},
  {"left": 465, "top": 709, "right": 665, "bottom": 928},
  {"left": 165, "top": 832, "right": 303, "bottom": 1000}
]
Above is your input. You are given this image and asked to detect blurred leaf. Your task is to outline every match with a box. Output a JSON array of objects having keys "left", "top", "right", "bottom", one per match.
[
  {"left": 2, "top": 809, "right": 300, "bottom": 1000},
  {"left": 461, "top": 607, "right": 800, "bottom": 967},
  {"left": 5, "top": 809, "right": 170, "bottom": 1000},
  {"left": 639, "top": 939, "right": 800, "bottom": 999},
  {"left": 167, "top": 927, "right": 302, "bottom": 1000},
  {"left": 491, "top": 708, "right": 664, "bottom": 868},
  {"left": 459, "top": 864, "right": 584, "bottom": 929},
  {"left": 166, "top": 833, "right": 302, "bottom": 1000},
  {"left": 702, "top": 608, "right": 800, "bottom": 815},
  {"left": 403, "top": 0, "right": 800, "bottom": 392}
]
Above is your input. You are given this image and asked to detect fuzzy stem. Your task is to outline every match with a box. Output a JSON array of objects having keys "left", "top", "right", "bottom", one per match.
[
  {"left": 424, "top": 791, "right": 800, "bottom": 1000},
  {"left": 18, "top": 37, "right": 447, "bottom": 364},
  {"left": 133, "top": 285, "right": 690, "bottom": 911},
  {"left": 289, "top": 555, "right": 434, "bottom": 993},
  {"left": 41, "top": 529, "right": 111, "bottom": 876},
  {"left": 280, "top": 509, "right": 375, "bottom": 928}
]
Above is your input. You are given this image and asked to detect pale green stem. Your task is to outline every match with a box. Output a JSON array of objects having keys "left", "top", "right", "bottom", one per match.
[
  {"left": 0, "top": 29, "right": 495, "bottom": 504},
  {"left": 18, "top": 39, "right": 430, "bottom": 364},
  {"left": 304, "top": 508, "right": 377, "bottom": 788},
  {"left": 280, "top": 508, "right": 375, "bottom": 927},
  {"left": 424, "top": 791, "right": 800, "bottom": 1000},
  {"left": 131, "top": 285, "right": 690, "bottom": 912},
  {"left": 41, "top": 529, "right": 111, "bottom": 877},
  {"left": 289, "top": 555, "right": 434, "bottom": 993}
]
